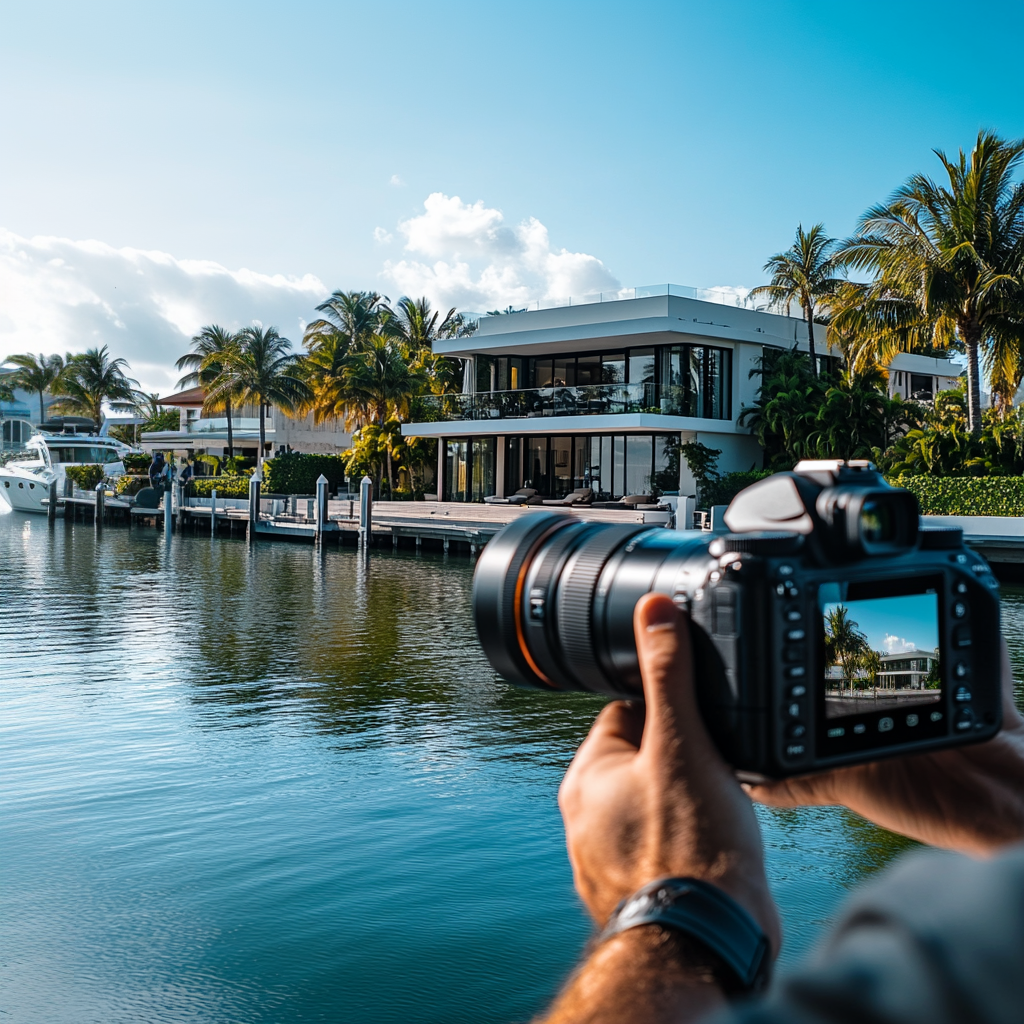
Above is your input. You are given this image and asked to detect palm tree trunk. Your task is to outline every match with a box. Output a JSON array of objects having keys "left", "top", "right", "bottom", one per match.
[
  {"left": 38, "top": 391, "right": 45, "bottom": 425},
  {"left": 226, "top": 396, "right": 234, "bottom": 456},
  {"left": 259, "top": 402, "right": 266, "bottom": 461},
  {"left": 962, "top": 320, "right": 983, "bottom": 435},
  {"left": 805, "top": 301, "right": 818, "bottom": 377}
]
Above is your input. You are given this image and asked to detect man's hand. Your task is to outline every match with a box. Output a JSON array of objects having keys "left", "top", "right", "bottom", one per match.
[
  {"left": 558, "top": 592, "right": 780, "bottom": 945},
  {"left": 746, "top": 640, "right": 1024, "bottom": 856}
]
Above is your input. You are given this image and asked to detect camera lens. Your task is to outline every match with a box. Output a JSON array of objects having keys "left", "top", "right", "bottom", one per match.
[{"left": 473, "top": 512, "right": 713, "bottom": 698}]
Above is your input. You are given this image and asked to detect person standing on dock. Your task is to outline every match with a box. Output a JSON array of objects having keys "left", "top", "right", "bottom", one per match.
[
  {"left": 178, "top": 456, "right": 193, "bottom": 492},
  {"left": 148, "top": 453, "right": 166, "bottom": 490}
]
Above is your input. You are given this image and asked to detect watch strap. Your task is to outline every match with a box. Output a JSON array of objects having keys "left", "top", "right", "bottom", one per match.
[{"left": 599, "top": 877, "right": 771, "bottom": 992}]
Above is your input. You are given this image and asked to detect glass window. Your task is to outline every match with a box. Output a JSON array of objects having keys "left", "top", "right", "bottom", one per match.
[
  {"left": 577, "top": 354, "right": 601, "bottom": 386},
  {"left": 653, "top": 436, "right": 680, "bottom": 495},
  {"left": 625, "top": 435, "right": 653, "bottom": 496},
  {"left": 613, "top": 436, "right": 625, "bottom": 497},
  {"left": 550, "top": 436, "right": 572, "bottom": 496},
  {"left": 553, "top": 357, "right": 575, "bottom": 387},
  {"left": 573, "top": 436, "right": 589, "bottom": 490},
  {"left": 534, "top": 359, "right": 554, "bottom": 388},
  {"left": 629, "top": 349, "right": 655, "bottom": 386},
  {"left": 602, "top": 354, "right": 626, "bottom": 385},
  {"left": 525, "top": 437, "right": 549, "bottom": 495},
  {"left": 471, "top": 438, "right": 496, "bottom": 501},
  {"left": 598, "top": 436, "right": 613, "bottom": 499},
  {"left": 445, "top": 440, "right": 469, "bottom": 502},
  {"left": 510, "top": 359, "right": 522, "bottom": 390},
  {"left": 504, "top": 437, "right": 521, "bottom": 493}
]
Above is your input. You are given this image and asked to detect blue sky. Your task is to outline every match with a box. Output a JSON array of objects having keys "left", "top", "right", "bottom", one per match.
[
  {"left": 1, "top": 0, "right": 1021, "bottom": 390},
  {"left": 824, "top": 593, "right": 940, "bottom": 655}
]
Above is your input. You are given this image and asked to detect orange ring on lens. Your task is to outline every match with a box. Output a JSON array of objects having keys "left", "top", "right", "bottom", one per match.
[{"left": 513, "top": 520, "right": 567, "bottom": 689}]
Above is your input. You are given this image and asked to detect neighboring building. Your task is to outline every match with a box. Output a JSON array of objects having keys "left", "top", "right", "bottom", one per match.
[
  {"left": 887, "top": 353, "right": 962, "bottom": 403},
  {"left": 0, "top": 384, "right": 52, "bottom": 449},
  {"left": 876, "top": 649, "right": 940, "bottom": 690},
  {"left": 401, "top": 286, "right": 964, "bottom": 503},
  {"left": 140, "top": 387, "right": 352, "bottom": 457}
]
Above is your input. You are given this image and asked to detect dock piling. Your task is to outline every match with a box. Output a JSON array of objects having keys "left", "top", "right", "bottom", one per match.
[
  {"left": 95, "top": 481, "right": 105, "bottom": 533},
  {"left": 48, "top": 480, "right": 57, "bottom": 526},
  {"left": 211, "top": 488, "right": 217, "bottom": 537},
  {"left": 248, "top": 466, "right": 262, "bottom": 544},
  {"left": 163, "top": 486, "right": 172, "bottom": 543},
  {"left": 315, "top": 474, "right": 328, "bottom": 547},
  {"left": 359, "top": 475, "right": 373, "bottom": 548}
]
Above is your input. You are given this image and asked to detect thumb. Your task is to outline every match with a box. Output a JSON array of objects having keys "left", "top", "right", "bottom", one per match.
[{"left": 634, "top": 593, "right": 713, "bottom": 757}]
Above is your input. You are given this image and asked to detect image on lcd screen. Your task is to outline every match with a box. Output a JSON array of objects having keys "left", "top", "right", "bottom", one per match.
[{"left": 820, "top": 589, "right": 941, "bottom": 720}]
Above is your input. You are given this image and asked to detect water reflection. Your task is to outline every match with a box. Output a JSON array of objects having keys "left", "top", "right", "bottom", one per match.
[{"left": 1, "top": 510, "right": 1021, "bottom": 1023}]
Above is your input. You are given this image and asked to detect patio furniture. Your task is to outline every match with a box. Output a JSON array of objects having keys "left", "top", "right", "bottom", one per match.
[
  {"left": 590, "top": 493, "right": 656, "bottom": 510},
  {"left": 484, "top": 487, "right": 541, "bottom": 505},
  {"left": 541, "top": 488, "right": 593, "bottom": 507}
]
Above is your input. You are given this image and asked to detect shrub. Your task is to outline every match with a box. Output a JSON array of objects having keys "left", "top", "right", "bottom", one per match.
[
  {"left": 64, "top": 464, "right": 106, "bottom": 491},
  {"left": 191, "top": 476, "right": 251, "bottom": 498},
  {"left": 123, "top": 453, "right": 152, "bottom": 473},
  {"left": 701, "top": 470, "right": 773, "bottom": 508},
  {"left": 262, "top": 452, "right": 347, "bottom": 495},
  {"left": 888, "top": 475, "right": 1024, "bottom": 517},
  {"left": 116, "top": 475, "right": 147, "bottom": 497}
]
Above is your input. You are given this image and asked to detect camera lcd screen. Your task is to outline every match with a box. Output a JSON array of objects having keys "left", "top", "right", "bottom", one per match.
[{"left": 819, "top": 585, "right": 941, "bottom": 721}]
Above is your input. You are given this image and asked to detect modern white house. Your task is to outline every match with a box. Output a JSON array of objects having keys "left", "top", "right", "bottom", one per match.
[
  {"left": 401, "top": 286, "right": 964, "bottom": 503},
  {"left": 140, "top": 387, "right": 351, "bottom": 458},
  {"left": 876, "top": 649, "right": 940, "bottom": 690}
]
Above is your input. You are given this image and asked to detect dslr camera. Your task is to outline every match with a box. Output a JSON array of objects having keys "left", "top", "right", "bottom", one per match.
[{"left": 473, "top": 461, "right": 1002, "bottom": 779}]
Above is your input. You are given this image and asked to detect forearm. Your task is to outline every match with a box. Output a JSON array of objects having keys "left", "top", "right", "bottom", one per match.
[{"left": 538, "top": 927, "right": 727, "bottom": 1024}]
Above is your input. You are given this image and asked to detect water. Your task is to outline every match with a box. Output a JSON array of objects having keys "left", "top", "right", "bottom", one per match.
[{"left": 1, "top": 510, "right": 1022, "bottom": 1023}]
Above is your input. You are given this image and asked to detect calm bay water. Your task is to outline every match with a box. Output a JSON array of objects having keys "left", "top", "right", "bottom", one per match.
[{"left": 2, "top": 509, "right": 1022, "bottom": 1023}]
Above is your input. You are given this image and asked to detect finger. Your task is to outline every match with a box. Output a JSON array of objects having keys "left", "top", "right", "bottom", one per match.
[
  {"left": 633, "top": 593, "right": 712, "bottom": 756},
  {"left": 743, "top": 772, "right": 840, "bottom": 808},
  {"left": 570, "top": 700, "right": 645, "bottom": 771}
]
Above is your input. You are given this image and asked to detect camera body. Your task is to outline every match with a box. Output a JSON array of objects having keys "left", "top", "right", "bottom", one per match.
[{"left": 473, "top": 461, "right": 1003, "bottom": 780}]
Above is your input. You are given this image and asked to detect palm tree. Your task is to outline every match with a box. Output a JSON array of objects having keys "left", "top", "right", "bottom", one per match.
[
  {"left": 387, "top": 296, "right": 464, "bottom": 352},
  {"left": 206, "top": 326, "right": 311, "bottom": 460},
  {"left": 50, "top": 346, "right": 139, "bottom": 427},
  {"left": 824, "top": 605, "right": 870, "bottom": 695},
  {"left": 176, "top": 325, "right": 242, "bottom": 455},
  {"left": 839, "top": 130, "right": 1024, "bottom": 433},
  {"left": 749, "top": 224, "right": 844, "bottom": 376},
  {"left": 6, "top": 353, "right": 66, "bottom": 424},
  {"left": 303, "top": 290, "right": 390, "bottom": 355}
]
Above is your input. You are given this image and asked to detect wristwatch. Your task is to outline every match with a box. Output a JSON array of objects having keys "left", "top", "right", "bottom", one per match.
[{"left": 598, "top": 877, "right": 772, "bottom": 994}]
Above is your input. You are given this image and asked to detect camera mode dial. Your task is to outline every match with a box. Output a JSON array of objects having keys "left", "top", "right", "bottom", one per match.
[{"left": 710, "top": 532, "right": 803, "bottom": 557}]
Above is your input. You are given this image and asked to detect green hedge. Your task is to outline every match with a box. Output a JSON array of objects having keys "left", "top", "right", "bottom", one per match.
[
  {"left": 887, "top": 475, "right": 1024, "bottom": 517},
  {"left": 262, "top": 452, "right": 348, "bottom": 495},
  {"left": 700, "top": 470, "right": 773, "bottom": 508},
  {"left": 191, "top": 476, "right": 251, "bottom": 498}
]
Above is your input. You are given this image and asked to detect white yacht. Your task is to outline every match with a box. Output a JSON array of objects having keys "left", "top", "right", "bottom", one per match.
[{"left": 0, "top": 433, "right": 133, "bottom": 514}]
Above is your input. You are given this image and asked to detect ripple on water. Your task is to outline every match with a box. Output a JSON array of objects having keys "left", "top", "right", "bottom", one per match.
[{"left": 1, "top": 510, "right": 1021, "bottom": 1023}]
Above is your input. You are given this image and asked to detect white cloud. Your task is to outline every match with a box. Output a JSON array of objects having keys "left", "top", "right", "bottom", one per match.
[
  {"left": 883, "top": 634, "right": 917, "bottom": 654},
  {"left": 373, "top": 227, "right": 394, "bottom": 244},
  {"left": 0, "top": 230, "right": 326, "bottom": 394},
  {"left": 389, "top": 174, "right": 406, "bottom": 187},
  {"left": 381, "top": 192, "right": 619, "bottom": 312}
]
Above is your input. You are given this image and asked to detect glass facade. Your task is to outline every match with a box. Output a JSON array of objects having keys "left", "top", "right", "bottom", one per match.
[
  {"left": 475, "top": 342, "right": 731, "bottom": 420},
  {"left": 443, "top": 438, "right": 496, "bottom": 502}
]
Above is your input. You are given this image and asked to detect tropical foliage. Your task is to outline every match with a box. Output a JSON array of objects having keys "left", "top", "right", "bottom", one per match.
[
  {"left": 176, "top": 325, "right": 243, "bottom": 454},
  {"left": 261, "top": 452, "right": 347, "bottom": 495},
  {"left": 4, "top": 353, "right": 66, "bottom": 423},
  {"left": 824, "top": 605, "right": 871, "bottom": 694},
  {"left": 49, "top": 346, "right": 140, "bottom": 426},
  {"left": 739, "top": 348, "right": 921, "bottom": 468},
  {"left": 890, "top": 474, "right": 1024, "bottom": 516}
]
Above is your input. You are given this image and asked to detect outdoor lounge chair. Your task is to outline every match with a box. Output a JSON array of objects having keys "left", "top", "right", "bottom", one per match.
[
  {"left": 541, "top": 487, "right": 593, "bottom": 506},
  {"left": 590, "top": 493, "right": 656, "bottom": 510},
  {"left": 132, "top": 486, "right": 163, "bottom": 509},
  {"left": 484, "top": 487, "right": 541, "bottom": 505}
]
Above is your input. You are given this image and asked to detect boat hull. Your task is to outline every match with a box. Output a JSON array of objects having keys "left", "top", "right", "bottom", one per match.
[{"left": 0, "top": 475, "right": 50, "bottom": 513}]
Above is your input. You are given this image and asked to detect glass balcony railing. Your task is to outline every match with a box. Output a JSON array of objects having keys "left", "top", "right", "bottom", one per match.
[
  {"left": 185, "top": 417, "right": 270, "bottom": 434},
  {"left": 414, "top": 384, "right": 727, "bottom": 422}
]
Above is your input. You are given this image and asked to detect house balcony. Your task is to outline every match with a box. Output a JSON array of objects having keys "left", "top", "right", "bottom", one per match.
[
  {"left": 414, "top": 383, "right": 728, "bottom": 423},
  {"left": 185, "top": 417, "right": 271, "bottom": 434}
]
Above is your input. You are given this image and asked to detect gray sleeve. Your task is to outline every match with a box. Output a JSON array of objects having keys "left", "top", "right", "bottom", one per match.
[{"left": 720, "top": 842, "right": 1024, "bottom": 1024}]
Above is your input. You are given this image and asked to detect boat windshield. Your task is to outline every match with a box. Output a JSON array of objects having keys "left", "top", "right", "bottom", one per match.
[
  {"left": 44, "top": 443, "right": 124, "bottom": 465},
  {"left": 0, "top": 448, "right": 47, "bottom": 469}
]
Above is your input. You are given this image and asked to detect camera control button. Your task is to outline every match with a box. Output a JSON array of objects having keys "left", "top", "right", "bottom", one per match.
[
  {"left": 955, "top": 686, "right": 972, "bottom": 701},
  {"left": 788, "top": 684, "right": 807, "bottom": 699},
  {"left": 785, "top": 607, "right": 802, "bottom": 622},
  {"left": 953, "top": 602, "right": 967, "bottom": 619},
  {"left": 785, "top": 665, "right": 806, "bottom": 679},
  {"left": 955, "top": 708, "right": 975, "bottom": 731},
  {"left": 777, "top": 564, "right": 795, "bottom": 577},
  {"left": 953, "top": 625, "right": 972, "bottom": 648},
  {"left": 783, "top": 645, "right": 805, "bottom": 662},
  {"left": 878, "top": 717, "right": 894, "bottom": 732},
  {"left": 955, "top": 581, "right": 968, "bottom": 594},
  {"left": 906, "top": 714, "right": 919, "bottom": 727},
  {"left": 786, "top": 702, "right": 803, "bottom": 719},
  {"left": 784, "top": 744, "right": 806, "bottom": 759},
  {"left": 787, "top": 723, "right": 806, "bottom": 739},
  {"left": 954, "top": 661, "right": 970, "bottom": 679},
  {"left": 785, "top": 628, "right": 806, "bottom": 642}
]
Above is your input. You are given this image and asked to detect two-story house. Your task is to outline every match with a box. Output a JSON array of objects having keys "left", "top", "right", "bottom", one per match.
[{"left": 403, "top": 288, "right": 877, "bottom": 502}]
